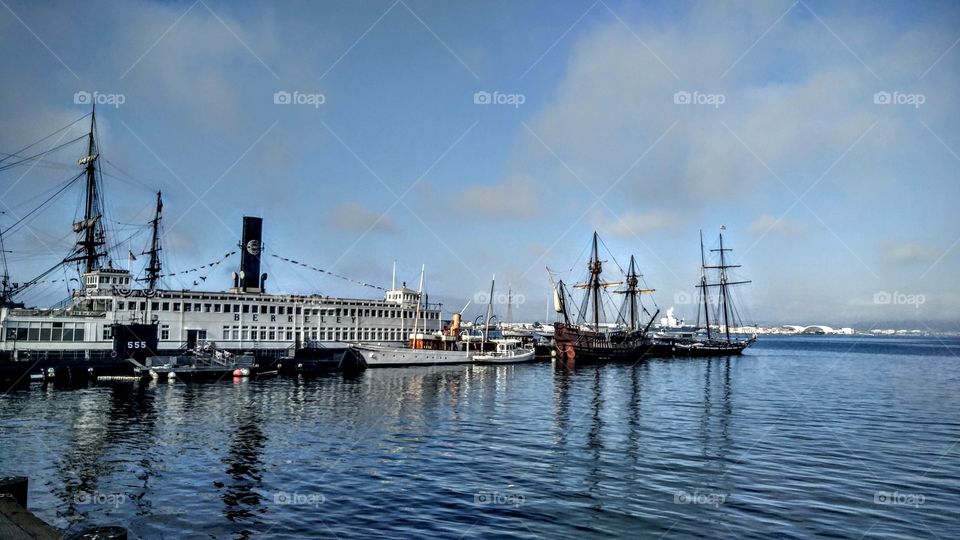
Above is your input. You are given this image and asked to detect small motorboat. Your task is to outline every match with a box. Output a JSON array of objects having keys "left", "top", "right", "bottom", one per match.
[{"left": 473, "top": 339, "right": 536, "bottom": 364}]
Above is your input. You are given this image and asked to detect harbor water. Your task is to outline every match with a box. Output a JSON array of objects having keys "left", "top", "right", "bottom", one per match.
[{"left": 0, "top": 336, "right": 957, "bottom": 538}]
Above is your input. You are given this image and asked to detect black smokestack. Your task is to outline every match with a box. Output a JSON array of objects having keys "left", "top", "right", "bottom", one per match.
[{"left": 239, "top": 216, "right": 262, "bottom": 291}]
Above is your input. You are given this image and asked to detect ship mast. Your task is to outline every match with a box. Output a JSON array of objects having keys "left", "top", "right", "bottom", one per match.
[
  {"left": 718, "top": 232, "right": 732, "bottom": 343},
  {"left": 615, "top": 255, "right": 656, "bottom": 332},
  {"left": 699, "top": 230, "right": 711, "bottom": 339},
  {"left": 484, "top": 275, "right": 495, "bottom": 344},
  {"left": 626, "top": 257, "right": 637, "bottom": 330},
  {"left": 0, "top": 219, "right": 10, "bottom": 305},
  {"left": 143, "top": 191, "right": 163, "bottom": 290},
  {"left": 702, "top": 228, "right": 750, "bottom": 344},
  {"left": 590, "top": 232, "right": 601, "bottom": 332},
  {"left": 68, "top": 106, "right": 108, "bottom": 273}
]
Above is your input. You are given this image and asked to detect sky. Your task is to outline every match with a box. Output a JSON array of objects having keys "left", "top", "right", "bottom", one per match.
[{"left": 0, "top": 0, "right": 957, "bottom": 329}]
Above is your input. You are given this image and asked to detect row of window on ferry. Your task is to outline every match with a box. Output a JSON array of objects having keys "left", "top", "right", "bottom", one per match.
[
  {"left": 5, "top": 321, "right": 86, "bottom": 342},
  {"left": 114, "top": 301, "right": 438, "bottom": 319},
  {"left": 211, "top": 325, "right": 410, "bottom": 342}
]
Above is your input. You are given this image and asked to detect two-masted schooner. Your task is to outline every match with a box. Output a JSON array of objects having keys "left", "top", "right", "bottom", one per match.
[{"left": 650, "top": 229, "right": 757, "bottom": 356}]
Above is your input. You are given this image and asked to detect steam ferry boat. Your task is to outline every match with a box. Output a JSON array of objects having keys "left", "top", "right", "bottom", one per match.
[{"left": 0, "top": 108, "right": 441, "bottom": 380}]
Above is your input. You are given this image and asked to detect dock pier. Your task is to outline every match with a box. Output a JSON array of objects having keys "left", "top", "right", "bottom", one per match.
[{"left": 0, "top": 476, "right": 127, "bottom": 540}]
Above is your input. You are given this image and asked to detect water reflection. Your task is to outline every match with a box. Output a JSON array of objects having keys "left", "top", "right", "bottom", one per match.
[{"left": 219, "top": 383, "right": 266, "bottom": 534}]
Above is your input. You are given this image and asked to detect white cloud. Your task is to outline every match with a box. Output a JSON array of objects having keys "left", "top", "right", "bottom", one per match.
[
  {"left": 748, "top": 213, "right": 800, "bottom": 237},
  {"left": 882, "top": 241, "right": 938, "bottom": 266},
  {"left": 599, "top": 210, "right": 679, "bottom": 238},
  {"left": 326, "top": 202, "right": 397, "bottom": 234},
  {"left": 452, "top": 175, "right": 539, "bottom": 218}
]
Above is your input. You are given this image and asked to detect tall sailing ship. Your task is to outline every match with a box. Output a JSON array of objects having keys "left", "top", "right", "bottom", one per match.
[
  {"left": 0, "top": 108, "right": 442, "bottom": 379},
  {"left": 551, "top": 232, "right": 659, "bottom": 364},
  {"left": 652, "top": 229, "right": 756, "bottom": 356}
]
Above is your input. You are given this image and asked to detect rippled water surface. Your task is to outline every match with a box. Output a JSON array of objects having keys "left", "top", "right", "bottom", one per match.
[{"left": 1, "top": 336, "right": 958, "bottom": 539}]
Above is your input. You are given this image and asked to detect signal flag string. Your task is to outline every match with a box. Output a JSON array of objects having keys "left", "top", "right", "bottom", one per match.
[{"left": 269, "top": 253, "right": 385, "bottom": 291}]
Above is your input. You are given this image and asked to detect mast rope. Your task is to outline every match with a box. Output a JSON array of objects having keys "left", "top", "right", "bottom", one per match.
[
  {"left": 159, "top": 251, "right": 236, "bottom": 278},
  {"left": 0, "top": 112, "right": 90, "bottom": 167},
  {"left": 268, "top": 253, "right": 385, "bottom": 290}
]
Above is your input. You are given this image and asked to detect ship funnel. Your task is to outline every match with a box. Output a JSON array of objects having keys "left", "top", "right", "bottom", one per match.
[
  {"left": 236, "top": 216, "right": 263, "bottom": 292},
  {"left": 450, "top": 312, "right": 462, "bottom": 336}
]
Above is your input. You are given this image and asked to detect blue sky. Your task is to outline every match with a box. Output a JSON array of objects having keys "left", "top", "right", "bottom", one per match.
[{"left": 0, "top": 0, "right": 957, "bottom": 327}]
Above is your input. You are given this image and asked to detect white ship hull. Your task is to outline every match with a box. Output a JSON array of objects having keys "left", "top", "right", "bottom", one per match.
[
  {"left": 473, "top": 348, "right": 536, "bottom": 364},
  {"left": 353, "top": 344, "right": 473, "bottom": 367}
]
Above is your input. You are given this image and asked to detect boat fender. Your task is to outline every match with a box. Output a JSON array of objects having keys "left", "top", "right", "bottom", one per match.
[
  {"left": 167, "top": 372, "right": 176, "bottom": 381},
  {"left": 233, "top": 369, "right": 242, "bottom": 377}
]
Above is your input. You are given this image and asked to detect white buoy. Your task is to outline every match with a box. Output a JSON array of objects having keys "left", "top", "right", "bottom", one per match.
[{"left": 167, "top": 372, "right": 176, "bottom": 381}]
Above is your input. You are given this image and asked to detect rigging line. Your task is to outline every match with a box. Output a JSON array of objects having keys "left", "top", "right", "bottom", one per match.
[
  {"left": 0, "top": 172, "right": 85, "bottom": 238},
  {"left": 0, "top": 134, "right": 88, "bottom": 172},
  {"left": 0, "top": 153, "right": 75, "bottom": 170},
  {"left": 596, "top": 234, "right": 625, "bottom": 276},
  {"left": 0, "top": 112, "right": 90, "bottom": 166},
  {"left": 267, "top": 253, "right": 386, "bottom": 290},
  {"left": 102, "top": 160, "right": 157, "bottom": 192},
  {"left": 7, "top": 174, "right": 88, "bottom": 213}
]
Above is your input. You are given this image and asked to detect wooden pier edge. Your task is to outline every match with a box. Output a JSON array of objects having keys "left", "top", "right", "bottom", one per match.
[{"left": 0, "top": 476, "right": 128, "bottom": 540}]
